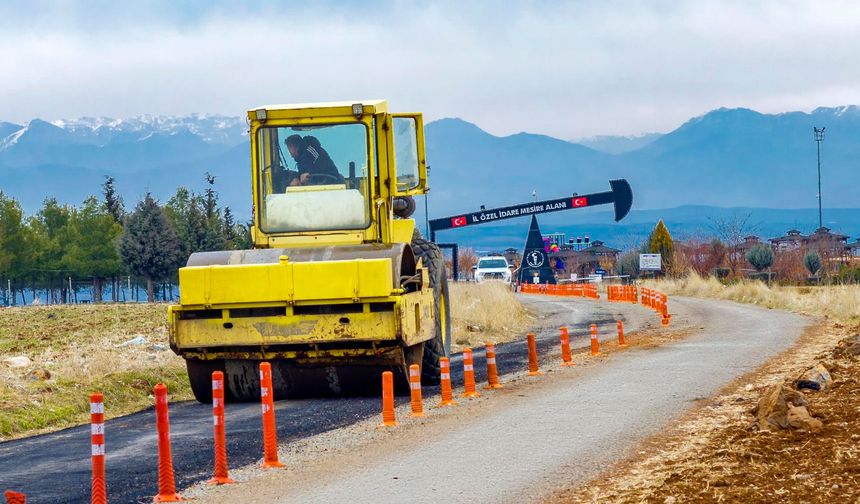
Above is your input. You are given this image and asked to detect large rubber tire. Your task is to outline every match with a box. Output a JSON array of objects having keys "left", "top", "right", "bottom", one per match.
[
  {"left": 411, "top": 236, "right": 452, "bottom": 385},
  {"left": 186, "top": 358, "right": 225, "bottom": 403}
]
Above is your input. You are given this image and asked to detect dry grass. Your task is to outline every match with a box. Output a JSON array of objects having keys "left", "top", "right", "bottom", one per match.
[
  {"left": 449, "top": 281, "right": 532, "bottom": 351},
  {"left": 0, "top": 303, "right": 189, "bottom": 439},
  {"left": 647, "top": 272, "right": 860, "bottom": 323}
]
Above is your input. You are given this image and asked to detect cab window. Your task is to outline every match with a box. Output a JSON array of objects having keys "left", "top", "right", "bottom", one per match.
[{"left": 257, "top": 123, "right": 371, "bottom": 233}]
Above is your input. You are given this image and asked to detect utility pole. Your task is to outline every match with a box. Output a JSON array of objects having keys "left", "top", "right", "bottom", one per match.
[{"left": 813, "top": 126, "right": 825, "bottom": 229}]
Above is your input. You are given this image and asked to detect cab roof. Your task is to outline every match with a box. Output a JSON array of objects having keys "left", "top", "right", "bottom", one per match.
[{"left": 249, "top": 99, "right": 387, "bottom": 116}]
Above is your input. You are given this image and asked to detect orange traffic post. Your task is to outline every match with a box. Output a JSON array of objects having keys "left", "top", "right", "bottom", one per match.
[
  {"left": 381, "top": 370, "right": 399, "bottom": 426},
  {"left": 617, "top": 320, "right": 626, "bottom": 346},
  {"left": 560, "top": 326, "right": 573, "bottom": 366},
  {"left": 4, "top": 492, "right": 25, "bottom": 504},
  {"left": 437, "top": 358, "right": 457, "bottom": 407},
  {"left": 632, "top": 285, "right": 638, "bottom": 304},
  {"left": 209, "top": 371, "right": 234, "bottom": 485},
  {"left": 462, "top": 348, "right": 481, "bottom": 397},
  {"left": 153, "top": 384, "right": 182, "bottom": 502},
  {"left": 590, "top": 324, "right": 600, "bottom": 356},
  {"left": 527, "top": 333, "right": 543, "bottom": 376},
  {"left": 661, "top": 294, "right": 671, "bottom": 325},
  {"left": 90, "top": 393, "right": 107, "bottom": 504},
  {"left": 259, "top": 362, "right": 285, "bottom": 468},
  {"left": 409, "top": 364, "right": 424, "bottom": 417},
  {"left": 484, "top": 342, "right": 502, "bottom": 389}
]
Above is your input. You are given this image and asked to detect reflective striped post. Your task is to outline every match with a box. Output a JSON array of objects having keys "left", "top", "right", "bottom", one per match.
[
  {"left": 209, "top": 371, "right": 234, "bottom": 484},
  {"left": 462, "top": 348, "right": 480, "bottom": 398},
  {"left": 90, "top": 393, "right": 107, "bottom": 504}
]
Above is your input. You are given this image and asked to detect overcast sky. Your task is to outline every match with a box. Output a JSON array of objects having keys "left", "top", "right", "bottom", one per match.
[{"left": 1, "top": 0, "right": 859, "bottom": 139}]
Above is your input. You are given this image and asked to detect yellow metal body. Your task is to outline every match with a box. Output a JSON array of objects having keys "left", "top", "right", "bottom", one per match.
[{"left": 168, "top": 100, "right": 434, "bottom": 367}]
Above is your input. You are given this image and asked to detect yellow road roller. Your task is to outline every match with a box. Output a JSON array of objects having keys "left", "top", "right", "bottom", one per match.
[{"left": 168, "top": 100, "right": 450, "bottom": 402}]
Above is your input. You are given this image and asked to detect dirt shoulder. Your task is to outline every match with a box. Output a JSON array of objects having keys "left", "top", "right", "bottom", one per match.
[
  {"left": 552, "top": 319, "right": 860, "bottom": 503},
  {"left": 0, "top": 303, "right": 188, "bottom": 439}
]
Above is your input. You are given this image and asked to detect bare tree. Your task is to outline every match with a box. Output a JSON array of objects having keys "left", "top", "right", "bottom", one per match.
[
  {"left": 709, "top": 213, "right": 760, "bottom": 277},
  {"left": 458, "top": 248, "right": 478, "bottom": 279}
]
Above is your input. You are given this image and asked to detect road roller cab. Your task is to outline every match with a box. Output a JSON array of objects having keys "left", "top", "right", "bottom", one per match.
[{"left": 168, "top": 100, "right": 452, "bottom": 402}]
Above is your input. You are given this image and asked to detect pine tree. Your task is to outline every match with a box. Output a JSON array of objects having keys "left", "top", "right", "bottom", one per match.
[
  {"left": 647, "top": 219, "right": 674, "bottom": 272},
  {"left": 29, "top": 198, "right": 73, "bottom": 303},
  {"left": 222, "top": 206, "right": 238, "bottom": 248},
  {"left": 0, "top": 192, "right": 33, "bottom": 304},
  {"left": 63, "top": 197, "right": 123, "bottom": 302},
  {"left": 101, "top": 176, "right": 125, "bottom": 223},
  {"left": 120, "top": 193, "right": 183, "bottom": 302}
]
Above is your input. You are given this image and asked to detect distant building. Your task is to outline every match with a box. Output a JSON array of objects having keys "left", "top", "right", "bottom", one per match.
[
  {"left": 807, "top": 227, "right": 849, "bottom": 257},
  {"left": 847, "top": 239, "right": 860, "bottom": 259},
  {"left": 552, "top": 240, "right": 621, "bottom": 278},
  {"left": 504, "top": 247, "right": 522, "bottom": 269},
  {"left": 544, "top": 232, "right": 567, "bottom": 247},
  {"left": 769, "top": 229, "right": 805, "bottom": 251}
]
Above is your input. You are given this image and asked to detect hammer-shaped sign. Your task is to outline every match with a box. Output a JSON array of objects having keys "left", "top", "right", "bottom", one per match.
[{"left": 430, "top": 179, "right": 633, "bottom": 238}]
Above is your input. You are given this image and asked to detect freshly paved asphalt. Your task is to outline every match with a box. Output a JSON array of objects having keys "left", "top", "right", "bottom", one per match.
[{"left": 0, "top": 294, "right": 636, "bottom": 503}]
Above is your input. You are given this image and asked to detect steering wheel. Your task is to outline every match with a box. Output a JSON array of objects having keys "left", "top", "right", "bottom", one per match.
[{"left": 305, "top": 173, "right": 343, "bottom": 185}]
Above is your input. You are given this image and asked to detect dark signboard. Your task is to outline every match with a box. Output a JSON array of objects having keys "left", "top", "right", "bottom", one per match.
[{"left": 429, "top": 179, "right": 633, "bottom": 239}]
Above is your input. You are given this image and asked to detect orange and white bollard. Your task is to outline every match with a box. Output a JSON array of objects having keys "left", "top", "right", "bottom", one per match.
[
  {"left": 632, "top": 285, "right": 638, "bottom": 304},
  {"left": 90, "top": 393, "right": 107, "bottom": 504},
  {"left": 259, "top": 362, "right": 285, "bottom": 468},
  {"left": 527, "top": 333, "right": 542, "bottom": 376},
  {"left": 617, "top": 320, "right": 626, "bottom": 346},
  {"left": 462, "top": 348, "right": 480, "bottom": 397},
  {"left": 484, "top": 342, "right": 502, "bottom": 389},
  {"left": 153, "top": 384, "right": 182, "bottom": 502},
  {"left": 437, "top": 358, "right": 457, "bottom": 407},
  {"left": 381, "top": 370, "right": 399, "bottom": 426},
  {"left": 209, "top": 371, "right": 234, "bottom": 484},
  {"left": 661, "top": 294, "right": 671, "bottom": 325},
  {"left": 4, "top": 491, "right": 25, "bottom": 504},
  {"left": 590, "top": 324, "right": 600, "bottom": 356},
  {"left": 560, "top": 326, "right": 573, "bottom": 366},
  {"left": 409, "top": 364, "right": 424, "bottom": 417}
]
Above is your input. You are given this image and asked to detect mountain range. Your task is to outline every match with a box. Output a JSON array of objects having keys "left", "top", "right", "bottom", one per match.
[{"left": 1, "top": 106, "right": 858, "bottom": 248}]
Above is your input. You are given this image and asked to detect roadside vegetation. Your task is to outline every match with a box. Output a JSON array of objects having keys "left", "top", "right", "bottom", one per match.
[
  {"left": 448, "top": 281, "right": 532, "bottom": 351},
  {"left": 0, "top": 303, "right": 188, "bottom": 439},
  {"left": 0, "top": 174, "right": 248, "bottom": 306},
  {"left": 648, "top": 272, "right": 860, "bottom": 323}
]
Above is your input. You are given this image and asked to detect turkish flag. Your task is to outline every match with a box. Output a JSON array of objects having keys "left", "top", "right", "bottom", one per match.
[
  {"left": 451, "top": 216, "right": 468, "bottom": 227},
  {"left": 572, "top": 197, "right": 588, "bottom": 208}
]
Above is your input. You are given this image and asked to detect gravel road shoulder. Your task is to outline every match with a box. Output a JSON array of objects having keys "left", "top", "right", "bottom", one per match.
[{"left": 188, "top": 297, "right": 808, "bottom": 504}]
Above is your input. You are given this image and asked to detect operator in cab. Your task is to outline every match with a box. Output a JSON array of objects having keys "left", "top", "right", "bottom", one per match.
[{"left": 284, "top": 134, "right": 344, "bottom": 186}]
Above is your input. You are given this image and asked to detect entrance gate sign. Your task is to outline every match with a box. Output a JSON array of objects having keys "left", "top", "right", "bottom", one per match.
[{"left": 428, "top": 179, "right": 633, "bottom": 241}]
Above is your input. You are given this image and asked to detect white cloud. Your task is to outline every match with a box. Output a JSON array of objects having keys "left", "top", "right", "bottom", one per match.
[{"left": 1, "top": 1, "right": 859, "bottom": 138}]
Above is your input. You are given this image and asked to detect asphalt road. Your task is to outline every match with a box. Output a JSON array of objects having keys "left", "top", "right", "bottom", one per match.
[
  {"left": 0, "top": 294, "right": 642, "bottom": 503},
  {"left": 198, "top": 296, "right": 809, "bottom": 504}
]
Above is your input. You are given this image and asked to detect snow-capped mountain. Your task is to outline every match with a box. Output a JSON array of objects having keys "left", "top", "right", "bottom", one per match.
[
  {"left": 48, "top": 114, "right": 248, "bottom": 146},
  {"left": 0, "top": 113, "right": 247, "bottom": 153},
  {"left": 2, "top": 106, "right": 860, "bottom": 224},
  {"left": 575, "top": 132, "right": 663, "bottom": 155}
]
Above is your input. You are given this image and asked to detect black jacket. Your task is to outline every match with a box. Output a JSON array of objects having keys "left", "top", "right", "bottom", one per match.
[{"left": 294, "top": 136, "right": 342, "bottom": 183}]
